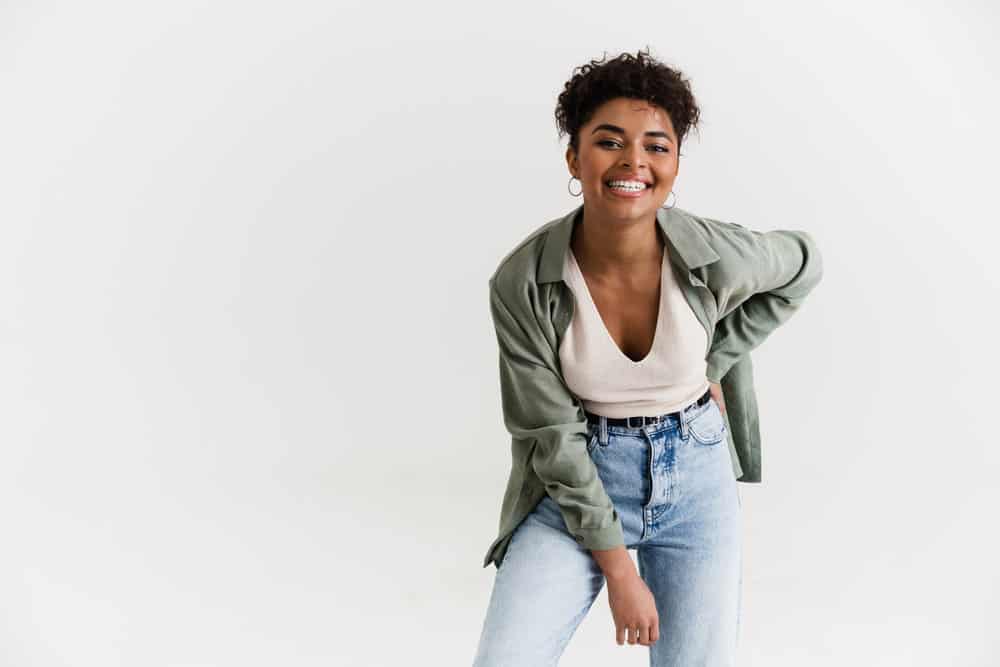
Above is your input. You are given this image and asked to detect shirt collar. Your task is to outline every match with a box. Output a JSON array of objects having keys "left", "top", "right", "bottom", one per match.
[{"left": 537, "top": 203, "right": 721, "bottom": 284}]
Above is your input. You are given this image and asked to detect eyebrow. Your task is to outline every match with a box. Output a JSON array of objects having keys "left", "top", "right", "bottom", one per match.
[{"left": 591, "top": 123, "right": 673, "bottom": 143}]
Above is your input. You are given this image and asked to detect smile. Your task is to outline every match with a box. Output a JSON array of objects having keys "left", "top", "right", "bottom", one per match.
[{"left": 604, "top": 179, "right": 650, "bottom": 198}]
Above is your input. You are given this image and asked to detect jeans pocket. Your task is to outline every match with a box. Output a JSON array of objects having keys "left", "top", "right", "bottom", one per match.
[{"left": 688, "top": 400, "right": 727, "bottom": 445}]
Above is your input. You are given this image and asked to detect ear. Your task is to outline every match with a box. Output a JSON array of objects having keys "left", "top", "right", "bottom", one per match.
[{"left": 565, "top": 145, "right": 578, "bottom": 179}]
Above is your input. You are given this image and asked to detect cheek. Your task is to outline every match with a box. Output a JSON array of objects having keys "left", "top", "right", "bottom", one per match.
[{"left": 653, "top": 171, "right": 675, "bottom": 187}]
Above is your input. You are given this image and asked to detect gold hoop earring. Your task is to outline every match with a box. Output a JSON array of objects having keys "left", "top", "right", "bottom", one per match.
[{"left": 567, "top": 176, "right": 582, "bottom": 197}]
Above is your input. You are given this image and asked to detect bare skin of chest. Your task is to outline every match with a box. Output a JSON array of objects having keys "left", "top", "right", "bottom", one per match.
[{"left": 581, "top": 267, "right": 662, "bottom": 363}]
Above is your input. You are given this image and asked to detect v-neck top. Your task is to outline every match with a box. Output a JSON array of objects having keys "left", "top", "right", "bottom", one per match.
[{"left": 558, "top": 243, "right": 711, "bottom": 418}]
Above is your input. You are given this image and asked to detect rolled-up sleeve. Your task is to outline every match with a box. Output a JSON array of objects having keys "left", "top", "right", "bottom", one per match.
[
  {"left": 488, "top": 279, "right": 625, "bottom": 551},
  {"left": 703, "top": 223, "right": 824, "bottom": 383}
]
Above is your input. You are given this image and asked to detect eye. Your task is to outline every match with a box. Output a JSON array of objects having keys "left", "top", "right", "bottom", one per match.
[{"left": 597, "top": 140, "right": 670, "bottom": 154}]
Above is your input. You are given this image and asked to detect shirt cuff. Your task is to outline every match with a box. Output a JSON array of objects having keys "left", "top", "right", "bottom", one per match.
[{"left": 572, "top": 513, "right": 625, "bottom": 551}]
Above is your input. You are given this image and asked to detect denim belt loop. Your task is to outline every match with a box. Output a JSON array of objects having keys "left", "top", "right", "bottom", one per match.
[
  {"left": 599, "top": 415, "right": 608, "bottom": 445},
  {"left": 679, "top": 405, "right": 690, "bottom": 440}
]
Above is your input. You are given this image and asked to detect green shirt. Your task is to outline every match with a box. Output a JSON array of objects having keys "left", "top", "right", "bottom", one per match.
[{"left": 484, "top": 203, "right": 823, "bottom": 569}]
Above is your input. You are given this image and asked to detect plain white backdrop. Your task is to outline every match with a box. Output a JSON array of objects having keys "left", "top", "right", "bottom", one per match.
[{"left": 2, "top": 1, "right": 998, "bottom": 665}]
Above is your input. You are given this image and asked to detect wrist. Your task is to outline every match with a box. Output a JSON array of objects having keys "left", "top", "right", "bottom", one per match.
[{"left": 590, "top": 545, "right": 635, "bottom": 581}]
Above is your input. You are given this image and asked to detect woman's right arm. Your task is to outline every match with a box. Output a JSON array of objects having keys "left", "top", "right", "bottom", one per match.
[{"left": 488, "top": 278, "right": 626, "bottom": 553}]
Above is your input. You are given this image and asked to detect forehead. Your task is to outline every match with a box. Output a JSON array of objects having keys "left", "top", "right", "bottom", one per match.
[{"left": 587, "top": 98, "right": 675, "bottom": 135}]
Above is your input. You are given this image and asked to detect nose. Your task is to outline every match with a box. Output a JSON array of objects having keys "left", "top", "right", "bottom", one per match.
[{"left": 620, "top": 142, "right": 645, "bottom": 168}]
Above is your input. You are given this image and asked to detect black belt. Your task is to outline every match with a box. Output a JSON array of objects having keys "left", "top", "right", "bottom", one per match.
[{"left": 584, "top": 388, "right": 712, "bottom": 429}]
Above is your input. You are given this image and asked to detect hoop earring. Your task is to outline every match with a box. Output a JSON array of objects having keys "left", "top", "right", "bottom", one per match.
[
  {"left": 567, "top": 176, "right": 582, "bottom": 197},
  {"left": 660, "top": 190, "right": 677, "bottom": 209}
]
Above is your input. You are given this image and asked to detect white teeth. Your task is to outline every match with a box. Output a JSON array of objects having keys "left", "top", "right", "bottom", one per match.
[{"left": 606, "top": 180, "right": 648, "bottom": 191}]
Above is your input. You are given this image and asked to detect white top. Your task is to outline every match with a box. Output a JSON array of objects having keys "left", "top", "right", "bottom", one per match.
[{"left": 558, "top": 243, "right": 711, "bottom": 418}]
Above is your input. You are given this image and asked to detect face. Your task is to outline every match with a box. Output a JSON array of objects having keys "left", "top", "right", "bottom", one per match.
[{"left": 565, "top": 97, "right": 679, "bottom": 222}]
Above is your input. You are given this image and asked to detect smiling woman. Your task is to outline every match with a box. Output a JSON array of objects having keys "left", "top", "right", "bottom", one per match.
[
  {"left": 472, "top": 47, "right": 823, "bottom": 667},
  {"left": 557, "top": 54, "right": 699, "bottom": 226}
]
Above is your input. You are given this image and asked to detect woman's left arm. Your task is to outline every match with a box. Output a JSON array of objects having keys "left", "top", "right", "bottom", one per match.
[{"left": 699, "top": 219, "right": 825, "bottom": 384}]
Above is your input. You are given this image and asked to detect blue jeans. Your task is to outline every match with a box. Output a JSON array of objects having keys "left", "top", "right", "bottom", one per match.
[{"left": 473, "top": 395, "right": 743, "bottom": 666}]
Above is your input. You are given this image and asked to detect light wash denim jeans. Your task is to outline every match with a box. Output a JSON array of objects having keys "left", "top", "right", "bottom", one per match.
[{"left": 473, "top": 393, "right": 742, "bottom": 666}]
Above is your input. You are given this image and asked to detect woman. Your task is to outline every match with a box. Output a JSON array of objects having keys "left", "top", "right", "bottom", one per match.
[{"left": 473, "top": 49, "right": 823, "bottom": 666}]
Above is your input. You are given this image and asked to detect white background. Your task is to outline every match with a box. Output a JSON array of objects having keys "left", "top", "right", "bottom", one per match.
[{"left": 2, "top": 1, "right": 998, "bottom": 665}]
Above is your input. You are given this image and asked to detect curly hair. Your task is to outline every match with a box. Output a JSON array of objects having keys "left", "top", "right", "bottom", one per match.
[{"left": 555, "top": 47, "right": 701, "bottom": 157}]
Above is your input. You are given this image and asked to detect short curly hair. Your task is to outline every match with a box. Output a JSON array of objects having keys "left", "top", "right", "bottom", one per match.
[{"left": 555, "top": 47, "right": 701, "bottom": 157}]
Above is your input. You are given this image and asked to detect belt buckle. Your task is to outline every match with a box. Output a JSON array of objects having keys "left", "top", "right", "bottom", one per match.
[{"left": 626, "top": 415, "right": 641, "bottom": 428}]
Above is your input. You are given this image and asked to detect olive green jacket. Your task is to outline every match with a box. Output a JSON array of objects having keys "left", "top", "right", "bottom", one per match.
[{"left": 483, "top": 203, "right": 823, "bottom": 569}]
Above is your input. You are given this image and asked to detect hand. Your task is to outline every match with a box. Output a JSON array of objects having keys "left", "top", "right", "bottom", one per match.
[
  {"left": 708, "top": 381, "right": 727, "bottom": 418},
  {"left": 605, "top": 570, "right": 660, "bottom": 647}
]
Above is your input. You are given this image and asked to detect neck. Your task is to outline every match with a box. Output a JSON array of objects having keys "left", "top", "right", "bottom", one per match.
[{"left": 572, "top": 204, "right": 664, "bottom": 276}]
